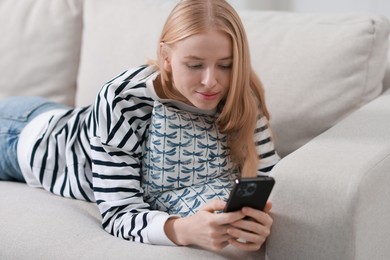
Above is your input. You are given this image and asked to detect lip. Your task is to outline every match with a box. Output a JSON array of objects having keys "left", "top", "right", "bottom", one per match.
[{"left": 197, "top": 91, "right": 219, "bottom": 100}]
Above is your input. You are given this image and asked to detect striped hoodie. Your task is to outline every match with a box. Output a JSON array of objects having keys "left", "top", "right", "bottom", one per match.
[{"left": 17, "top": 65, "right": 280, "bottom": 245}]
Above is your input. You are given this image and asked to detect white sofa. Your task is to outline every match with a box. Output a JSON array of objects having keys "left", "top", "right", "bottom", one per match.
[{"left": 1, "top": 0, "right": 390, "bottom": 259}]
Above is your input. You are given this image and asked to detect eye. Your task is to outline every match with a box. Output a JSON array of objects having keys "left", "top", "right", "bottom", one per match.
[
  {"left": 186, "top": 63, "right": 203, "bottom": 70},
  {"left": 218, "top": 63, "right": 232, "bottom": 70}
]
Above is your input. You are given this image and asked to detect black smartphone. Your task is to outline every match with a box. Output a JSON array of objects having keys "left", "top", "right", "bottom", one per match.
[{"left": 224, "top": 176, "right": 275, "bottom": 212}]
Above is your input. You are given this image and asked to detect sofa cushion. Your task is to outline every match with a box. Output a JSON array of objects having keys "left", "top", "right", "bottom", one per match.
[
  {"left": 0, "top": 0, "right": 83, "bottom": 106},
  {"left": 0, "top": 181, "right": 264, "bottom": 259},
  {"left": 76, "top": 0, "right": 177, "bottom": 106},
  {"left": 240, "top": 12, "right": 390, "bottom": 156},
  {"left": 77, "top": 0, "right": 390, "bottom": 156}
]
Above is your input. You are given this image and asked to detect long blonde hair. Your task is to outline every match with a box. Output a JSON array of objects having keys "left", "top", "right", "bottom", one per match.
[{"left": 154, "top": 0, "right": 269, "bottom": 177}]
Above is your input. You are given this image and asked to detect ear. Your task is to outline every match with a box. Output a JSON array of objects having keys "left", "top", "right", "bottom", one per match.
[{"left": 160, "top": 42, "right": 172, "bottom": 72}]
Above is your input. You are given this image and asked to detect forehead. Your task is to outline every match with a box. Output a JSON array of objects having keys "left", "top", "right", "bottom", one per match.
[{"left": 172, "top": 30, "right": 232, "bottom": 59}]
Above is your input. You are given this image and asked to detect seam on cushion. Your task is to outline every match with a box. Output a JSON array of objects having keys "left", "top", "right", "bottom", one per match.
[
  {"left": 359, "top": 18, "right": 379, "bottom": 108},
  {"left": 64, "top": 0, "right": 83, "bottom": 16}
]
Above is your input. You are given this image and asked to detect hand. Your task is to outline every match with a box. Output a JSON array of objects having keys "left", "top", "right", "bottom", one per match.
[
  {"left": 164, "top": 200, "right": 246, "bottom": 251},
  {"left": 226, "top": 201, "right": 273, "bottom": 251}
]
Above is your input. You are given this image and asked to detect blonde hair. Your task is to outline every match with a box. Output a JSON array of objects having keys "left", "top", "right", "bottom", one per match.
[{"left": 154, "top": 0, "right": 270, "bottom": 177}]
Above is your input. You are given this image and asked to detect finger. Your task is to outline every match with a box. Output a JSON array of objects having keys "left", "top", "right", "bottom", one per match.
[
  {"left": 214, "top": 211, "right": 246, "bottom": 225},
  {"left": 229, "top": 220, "right": 271, "bottom": 240},
  {"left": 228, "top": 237, "right": 263, "bottom": 252},
  {"left": 241, "top": 207, "right": 273, "bottom": 227},
  {"left": 227, "top": 224, "right": 268, "bottom": 248},
  {"left": 199, "top": 199, "right": 226, "bottom": 212}
]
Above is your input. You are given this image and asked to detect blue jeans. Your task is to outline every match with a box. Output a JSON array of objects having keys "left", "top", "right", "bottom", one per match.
[{"left": 0, "top": 96, "right": 70, "bottom": 182}]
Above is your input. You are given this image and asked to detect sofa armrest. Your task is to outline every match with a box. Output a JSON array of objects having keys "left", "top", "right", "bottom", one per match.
[{"left": 266, "top": 93, "right": 390, "bottom": 260}]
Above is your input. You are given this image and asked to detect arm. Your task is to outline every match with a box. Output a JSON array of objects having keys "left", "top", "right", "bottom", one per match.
[
  {"left": 89, "top": 67, "right": 175, "bottom": 245},
  {"left": 255, "top": 116, "right": 280, "bottom": 174}
]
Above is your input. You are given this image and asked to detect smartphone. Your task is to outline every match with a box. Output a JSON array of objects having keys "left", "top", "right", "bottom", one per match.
[{"left": 224, "top": 176, "right": 275, "bottom": 212}]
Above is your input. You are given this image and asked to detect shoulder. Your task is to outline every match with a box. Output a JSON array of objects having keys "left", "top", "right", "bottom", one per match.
[
  {"left": 102, "top": 65, "right": 158, "bottom": 96},
  {"left": 91, "top": 66, "right": 159, "bottom": 139},
  {"left": 255, "top": 114, "right": 270, "bottom": 132},
  {"left": 94, "top": 65, "right": 159, "bottom": 111}
]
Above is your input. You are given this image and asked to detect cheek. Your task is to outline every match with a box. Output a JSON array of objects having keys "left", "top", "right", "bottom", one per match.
[
  {"left": 219, "top": 72, "right": 231, "bottom": 90},
  {"left": 223, "top": 74, "right": 231, "bottom": 85},
  {"left": 172, "top": 68, "right": 198, "bottom": 87}
]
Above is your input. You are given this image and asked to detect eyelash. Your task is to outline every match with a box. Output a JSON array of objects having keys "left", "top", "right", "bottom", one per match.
[
  {"left": 219, "top": 64, "right": 232, "bottom": 70},
  {"left": 187, "top": 64, "right": 203, "bottom": 69},
  {"left": 186, "top": 64, "right": 232, "bottom": 70}
]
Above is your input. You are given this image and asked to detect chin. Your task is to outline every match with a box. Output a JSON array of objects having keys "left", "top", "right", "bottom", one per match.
[{"left": 196, "top": 104, "right": 218, "bottom": 111}]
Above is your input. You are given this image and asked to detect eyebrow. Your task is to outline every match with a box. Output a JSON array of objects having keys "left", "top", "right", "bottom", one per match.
[{"left": 184, "top": 55, "right": 233, "bottom": 61}]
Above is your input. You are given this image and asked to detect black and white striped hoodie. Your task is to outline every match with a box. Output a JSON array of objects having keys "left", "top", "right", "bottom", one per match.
[{"left": 17, "top": 65, "right": 280, "bottom": 245}]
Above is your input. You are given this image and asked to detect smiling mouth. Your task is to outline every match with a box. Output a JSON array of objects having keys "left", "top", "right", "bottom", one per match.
[{"left": 197, "top": 92, "right": 219, "bottom": 100}]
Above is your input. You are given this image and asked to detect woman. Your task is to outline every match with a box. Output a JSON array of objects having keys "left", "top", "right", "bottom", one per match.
[{"left": 0, "top": 0, "right": 279, "bottom": 252}]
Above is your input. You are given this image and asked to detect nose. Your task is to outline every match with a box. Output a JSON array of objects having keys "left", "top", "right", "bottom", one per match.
[{"left": 201, "top": 67, "right": 218, "bottom": 88}]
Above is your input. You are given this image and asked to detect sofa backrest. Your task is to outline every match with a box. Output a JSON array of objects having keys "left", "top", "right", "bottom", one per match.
[
  {"left": 0, "top": 0, "right": 83, "bottom": 106},
  {"left": 75, "top": 0, "right": 176, "bottom": 105},
  {"left": 239, "top": 11, "right": 390, "bottom": 156},
  {"left": 76, "top": 0, "right": 390, "bottom": 157},
  {"left": 1, "top": 0, "right": 389, "bottom": 157}
]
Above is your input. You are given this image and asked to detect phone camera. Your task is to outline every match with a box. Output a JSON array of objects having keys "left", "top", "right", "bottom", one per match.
[
  {"left": 247, "top": 183, "right": 256, "bottom": 193},
  {"left": 237, "top": 183, "right": 257, "bottom": 197}
]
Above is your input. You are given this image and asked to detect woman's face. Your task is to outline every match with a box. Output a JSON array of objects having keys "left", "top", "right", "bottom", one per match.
[{"left": 163, "top": 30, "right": 233, "bottom": 111}]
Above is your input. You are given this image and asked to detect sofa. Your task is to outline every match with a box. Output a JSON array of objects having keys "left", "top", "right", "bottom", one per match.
[{"left": 1, "top": 0, "right": 390, "bottom": 259}]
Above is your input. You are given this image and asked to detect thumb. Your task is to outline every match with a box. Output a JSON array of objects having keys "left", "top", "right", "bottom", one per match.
[
  {"left": 264, "top": 201, "right": 273, "bottom": 214},
  {"left": 200, "top": 199, "right": 226, "bottom": 212}
]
